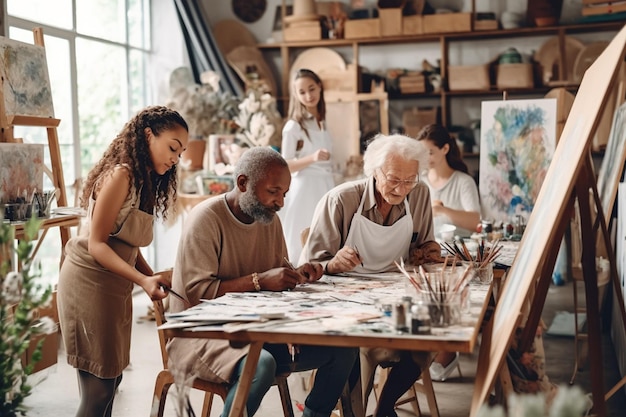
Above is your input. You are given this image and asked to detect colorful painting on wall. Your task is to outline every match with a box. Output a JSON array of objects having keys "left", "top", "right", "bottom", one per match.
[
  {"left": 0, "top": 143, "right": 45, "bottom": 202},
  {"left": 0, "top": 37, "right": 54, "bottom": 118},
  {"left": 479, "top": 98, "right": 557, "bottom": 223}
]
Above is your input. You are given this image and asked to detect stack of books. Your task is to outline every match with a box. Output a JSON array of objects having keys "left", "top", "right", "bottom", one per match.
[{"left": 582, "top": 0, "right": 626, "bottom": 16}]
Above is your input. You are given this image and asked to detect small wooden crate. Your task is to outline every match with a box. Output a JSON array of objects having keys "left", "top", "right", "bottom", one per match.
[
  {"left": 379, "top": 8, "right": 403, "bottom": 37},
  {"left": 474, "top": 19, "right": 498, "bottom": 31},
  {"left": 448, "top": 64, "right": 490, "bottom": 91},
  {"left": 403, "top": 15, "right": 424, "bottom": 35},
  {"left": 403, "top": 107, "right": 440, "bottom": 138},
  {"left": 496, "top": 63, "right": 534, "bottom": 89},
  {"left": 284, "top": 21, "right": 322, "bottom": 42},
  {"left": 345, "top": 18, "right": 381, "bottom": 39},
  {"left": 582, "top": 0, "right": 626, "bottom": 16},
  {"left": 424, "top": 12, "right": 471, "bottom": 34}
]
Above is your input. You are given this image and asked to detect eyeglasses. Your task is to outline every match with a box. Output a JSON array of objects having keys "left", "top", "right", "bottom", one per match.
[{"left": 378, "top": 169, "right": 420, "bottom": 190}]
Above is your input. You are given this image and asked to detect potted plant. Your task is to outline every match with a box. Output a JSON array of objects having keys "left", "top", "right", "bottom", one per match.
[
  {"left": 1, "top": 217, "right": 56, "bottom": 416},
  {"left": 166, "top": 68, "right": 240, "bottom": 171}
]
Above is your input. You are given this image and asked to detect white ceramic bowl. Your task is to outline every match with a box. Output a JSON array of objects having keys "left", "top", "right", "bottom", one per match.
[{"left": 438, "top": 224, "right": 457, "bottom": 241}]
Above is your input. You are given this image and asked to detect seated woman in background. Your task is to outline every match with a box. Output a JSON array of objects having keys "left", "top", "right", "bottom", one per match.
[
  {"left": 417, "top": 124, "right": 481, "bottom": 238},
  {"left": 417, "top": 123, "right": 481, "bottom": 382}
]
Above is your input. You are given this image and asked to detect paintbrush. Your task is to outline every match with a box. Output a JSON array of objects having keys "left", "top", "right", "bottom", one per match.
[{"left": 160, "top": 283, "right": 191, "bottom": 308}]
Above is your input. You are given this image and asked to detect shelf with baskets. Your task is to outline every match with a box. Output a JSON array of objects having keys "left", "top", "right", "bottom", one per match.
[{"left": 259, "top": 19, "right": 624, "bottom": 135}]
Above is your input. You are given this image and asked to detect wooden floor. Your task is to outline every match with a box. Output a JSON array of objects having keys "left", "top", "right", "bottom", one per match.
[{"left": 24, "top": 278, "right": 626, "bottom": 416}]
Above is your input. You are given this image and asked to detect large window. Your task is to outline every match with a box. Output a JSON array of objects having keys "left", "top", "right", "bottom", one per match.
[{"left": 6, "top": 0, "right": 153, "bottom": 284}]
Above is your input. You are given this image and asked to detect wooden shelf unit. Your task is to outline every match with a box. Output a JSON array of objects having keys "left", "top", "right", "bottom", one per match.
[{"left": 259, "top": 19, "right": 625, "bottom": 128}]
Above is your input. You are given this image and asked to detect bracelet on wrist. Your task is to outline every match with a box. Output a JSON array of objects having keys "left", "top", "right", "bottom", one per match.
[{"left": 252, "top": 272, "right": 261, "bottom": 291}]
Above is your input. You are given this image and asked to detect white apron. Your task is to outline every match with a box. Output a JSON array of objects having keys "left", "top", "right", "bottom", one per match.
[{"left": 345, "top": 186, "right": 413, "bottom": 273}]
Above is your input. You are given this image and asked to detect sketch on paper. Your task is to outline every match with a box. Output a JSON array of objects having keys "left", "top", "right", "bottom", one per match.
[
  {"left": 597, "top": 101, "right": 626, "bottom": 222},
  {"left": 0, "top": 143, "right": 44, "bottom": 202},
  {"left": 0, "top": 37, "right": 54, "bottom": 118},
  {"left": 479, "top": 98, "right": 557, "bottom": 223}
]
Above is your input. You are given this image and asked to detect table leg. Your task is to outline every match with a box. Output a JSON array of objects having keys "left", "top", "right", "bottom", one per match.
[{"left": 229, "top": 341, "right": 264, "bottom": 417}]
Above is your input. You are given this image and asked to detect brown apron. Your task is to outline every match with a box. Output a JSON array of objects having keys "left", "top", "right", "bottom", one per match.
[{"left": 57, "top": 193, "right": 153, "bottom": 379}]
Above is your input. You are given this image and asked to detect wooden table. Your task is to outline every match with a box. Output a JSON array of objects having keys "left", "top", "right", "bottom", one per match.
[{"left": 164, "top": 272, "right": 495, "bottom": 417}]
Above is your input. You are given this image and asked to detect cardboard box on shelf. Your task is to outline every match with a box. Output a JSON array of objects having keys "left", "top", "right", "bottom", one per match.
[
  {"left": 403, "top": 15, "right": 424, "bottom": 35},
  {"left": 403, "top": 107, "right": 440, "bottom": 138},
  {"left": 344, "top": 18, "right": 381, "bottom": 39},
  {"left": 284, "top": 21, "right": 322, "bottom": 42},
  {"left": 378, "top": 7, "right": 403, "bottom": 37},
  {"left": 474, "top": 19, "right": 498, "bottom": 31},
  {"left": 423, "top": 12, "right": 472, "bottom": 33},
  {"left": 496, "top": 63, "right": 534, "bottom": 89},
  {"left": 448, "top": 64, "right": 491, "bottom": 91}
]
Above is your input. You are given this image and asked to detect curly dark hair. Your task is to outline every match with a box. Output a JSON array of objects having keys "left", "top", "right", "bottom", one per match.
[{"left": 80, "top": 105, "right": 188, "bottom": 219}]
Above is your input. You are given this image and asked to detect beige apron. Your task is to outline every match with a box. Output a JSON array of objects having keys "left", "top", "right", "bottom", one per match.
[
  {"left": 57, "top": 192, "right": 153, "bottom": 379},
  {"left": 345, "top": 184, "right": 413, "bottom": 273}
]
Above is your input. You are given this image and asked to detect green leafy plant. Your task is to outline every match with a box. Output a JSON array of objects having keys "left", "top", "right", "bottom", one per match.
[
  {"left": 166, "top": 69, "right": 241, "bottom": 139},
  {"left": 1, "top": 217, "right": 55, "bottom": 417}
]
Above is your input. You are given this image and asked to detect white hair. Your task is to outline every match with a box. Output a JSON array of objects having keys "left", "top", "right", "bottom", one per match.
[{"left": 362, "top": 133, "right": 429, "bottom": 177}]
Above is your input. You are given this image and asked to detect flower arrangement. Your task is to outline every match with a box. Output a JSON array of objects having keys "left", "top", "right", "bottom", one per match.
[
  {"left": 1, "top": 217, "right": 56, "bottom": 416},
  {"left": 166, "top": 69, "right": 240, "bottom": 139},
  {"left": 233, "top": 88, "right": 282, "bottom": 149}
]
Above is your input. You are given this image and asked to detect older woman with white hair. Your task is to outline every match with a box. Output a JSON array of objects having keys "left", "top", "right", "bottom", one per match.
[{"left": 300, "top": 133, "right": 442, "bottom": 417}]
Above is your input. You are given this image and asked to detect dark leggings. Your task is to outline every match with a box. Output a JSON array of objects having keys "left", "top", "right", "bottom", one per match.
[
  {"left": 76, "top": 370, "right": 122, "bottom": 417},
  {"left": 375, "top": 352, "right": 422, "bottom": 417}
]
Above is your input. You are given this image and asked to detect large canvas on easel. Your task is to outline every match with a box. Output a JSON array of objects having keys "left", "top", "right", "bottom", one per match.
[
  {"left": 0, "top": 37, "right": 54, "bottom": 118},
  {"left": 471, "top": 25, "right": 626, "bottom": 417}
]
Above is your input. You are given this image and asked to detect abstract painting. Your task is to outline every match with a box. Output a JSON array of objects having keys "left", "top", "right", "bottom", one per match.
[
  {"left": 0, "top": 37, "right": 54, "bottom": 118},
  {"left": 0, "top": 143, "right": 44, "bottom": 202},
  {"left": 479, "top": 98, "right": 557, "bottom": 223}
]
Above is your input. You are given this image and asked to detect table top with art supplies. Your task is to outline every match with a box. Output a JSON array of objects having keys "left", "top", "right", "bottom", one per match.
[
  {"left": 441, "top": 234, "right": 520, "bottom": 269},
  {"left": 161, "top": 266, "right": 493, "bottom": 354}
]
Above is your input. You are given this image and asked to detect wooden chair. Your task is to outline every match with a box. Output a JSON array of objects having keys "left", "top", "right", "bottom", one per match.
[{"left": 151, "top": 296, "right": 295, "bottom": 417}]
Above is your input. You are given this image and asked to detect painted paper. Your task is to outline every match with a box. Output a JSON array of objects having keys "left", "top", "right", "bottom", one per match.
[
  {"left": 479, "top": 98, "right": 557, "bottom": 223},
  {"left": 0, "top": 37, "right": 54, "bottom": 118},
  {"left": 0, "top": 143, "right": 45, "bottom": 202}
]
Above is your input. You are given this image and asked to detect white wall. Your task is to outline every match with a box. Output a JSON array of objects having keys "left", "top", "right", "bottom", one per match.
[{"left": 151, "top": 0, "right": 188, "bottom": 271}]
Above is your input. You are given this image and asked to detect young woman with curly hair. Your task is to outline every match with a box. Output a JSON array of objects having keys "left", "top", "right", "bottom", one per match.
[{"left": 57, "top": 105, "right": 189, "bottom": 417}]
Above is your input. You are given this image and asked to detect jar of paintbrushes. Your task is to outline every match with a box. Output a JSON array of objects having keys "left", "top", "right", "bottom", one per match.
[
  {"left": 440, "top": 238, "right": 502, "bottom": 285},
  {"left": 396, "top": 258, "right": 474, "bottom": 327}
]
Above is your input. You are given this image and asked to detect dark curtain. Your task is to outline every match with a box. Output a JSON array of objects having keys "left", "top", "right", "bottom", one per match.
[{"left": 173, "top": 0, "right": 243, "bottom": 96}]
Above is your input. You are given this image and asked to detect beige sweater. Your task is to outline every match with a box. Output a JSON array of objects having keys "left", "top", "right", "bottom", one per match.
[{"left": 167, "top": 194, "right": 288, "bottom": 383}]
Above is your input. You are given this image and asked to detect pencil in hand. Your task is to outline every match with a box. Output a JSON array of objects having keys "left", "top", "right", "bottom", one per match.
[
  {"left": 354, "top": 246, "right": 364, "bottom": 267},
  {"left": 283, "top": 257, "right": 296, "bottom": 270}
]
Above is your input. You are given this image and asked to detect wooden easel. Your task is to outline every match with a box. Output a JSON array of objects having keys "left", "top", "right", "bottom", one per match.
[
  {"left": 470, "top": 24, "right": 626, "bottom": 417},
  {"left": 0, "top": 28, "right": 75, "bottom": 255}
]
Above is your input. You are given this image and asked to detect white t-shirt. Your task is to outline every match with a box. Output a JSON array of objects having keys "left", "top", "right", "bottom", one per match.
[{"left": 423, "top": 170, "right": 481, "bottom": 237}]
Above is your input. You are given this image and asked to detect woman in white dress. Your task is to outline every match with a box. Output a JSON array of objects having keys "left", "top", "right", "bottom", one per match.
[
  {"left": 279, "top": 69, "right": 335, "bottom": 264},
  {"left": 417, "top": 123, "right": 481, "bottom": 382}
]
